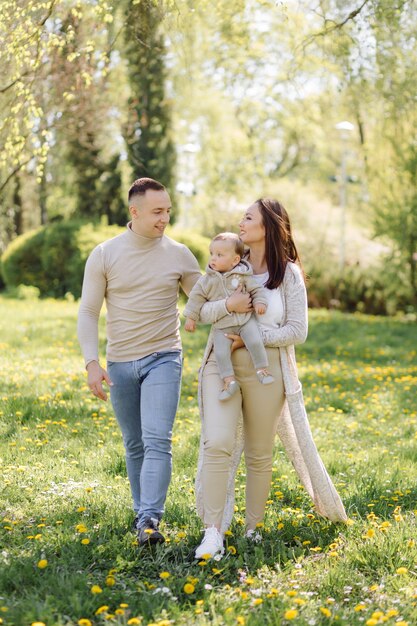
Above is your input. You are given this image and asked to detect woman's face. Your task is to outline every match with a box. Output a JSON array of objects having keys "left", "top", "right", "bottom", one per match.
[{"left": 239, "top": 203, "right": 265, "bottom": 245}]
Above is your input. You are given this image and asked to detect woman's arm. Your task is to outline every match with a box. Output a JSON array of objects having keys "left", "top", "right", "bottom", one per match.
[
  {"left": 262, "top": 264, "right": 308, "bottom": 348},
  {"left": 199, "top": 286, "right": 252, "bottom": 325}
]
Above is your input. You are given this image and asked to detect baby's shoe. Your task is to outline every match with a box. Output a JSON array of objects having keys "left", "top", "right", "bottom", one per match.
[
  {"left": 256, "top": 369, "right": 274, "bottom": 385},
  {"left": 219, "top": 380, "right": 240, "bottom": 401}
]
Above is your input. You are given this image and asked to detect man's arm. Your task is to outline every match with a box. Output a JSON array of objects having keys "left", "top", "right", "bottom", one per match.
[
  {"left": 183, "top": 278, "right": 209, "bottom": 322},
  {"left": 77, "top": 246, "right": 112, "bottom": 401},
  {"left": 179, "top": 246, "right": 202, "bottom": 296}
]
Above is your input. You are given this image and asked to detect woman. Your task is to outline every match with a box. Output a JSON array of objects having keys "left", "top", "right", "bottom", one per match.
[{"left": 194, "top": 198, "right": 347, "bottom": 559}]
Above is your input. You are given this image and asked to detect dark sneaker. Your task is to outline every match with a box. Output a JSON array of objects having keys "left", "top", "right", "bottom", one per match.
[
  {"left": 131, "top": 515, "right": 139, "bottom": 532},
  {"left": 137, "top": 517, "right": 165, "bottom": 546}
]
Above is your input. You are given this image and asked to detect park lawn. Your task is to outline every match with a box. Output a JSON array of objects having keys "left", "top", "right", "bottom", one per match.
[{"left": 0, "top": 295, "right": 416, "bottom": 626}]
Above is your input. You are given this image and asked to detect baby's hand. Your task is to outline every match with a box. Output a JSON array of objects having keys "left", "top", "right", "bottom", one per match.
[
  {"left": 254, "top": 303, "right": 266, "bottom": 315},
  {"left": 185, "top": 318, "right": 196, "bottom": 332}
]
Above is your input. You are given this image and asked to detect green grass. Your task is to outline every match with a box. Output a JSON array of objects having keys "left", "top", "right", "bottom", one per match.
[{"left": 0, "top": 296, "right": 416, "bottom": 626}]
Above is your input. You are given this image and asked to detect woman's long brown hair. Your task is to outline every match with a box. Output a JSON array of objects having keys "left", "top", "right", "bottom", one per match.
[{"left": 256, "top": 198, "right": 304, "bottom": 289}]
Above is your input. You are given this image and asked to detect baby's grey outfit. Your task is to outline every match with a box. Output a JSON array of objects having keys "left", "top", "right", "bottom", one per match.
[{"left": 184, "top": 260, "right": 269, "bottom": 380}]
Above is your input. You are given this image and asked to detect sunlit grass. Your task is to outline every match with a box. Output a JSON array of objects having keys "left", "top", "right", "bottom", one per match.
[{"left": 0, "top": 296, "right": 416, "bottom": 626}]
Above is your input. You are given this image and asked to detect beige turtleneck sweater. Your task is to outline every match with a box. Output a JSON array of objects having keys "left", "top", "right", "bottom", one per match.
[{"left": 77, "top": 224, "right": 201, "bottom": 364}]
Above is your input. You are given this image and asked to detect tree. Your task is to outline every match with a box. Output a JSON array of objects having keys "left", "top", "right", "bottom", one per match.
[{"left": 123, "top": 0, "right": 177, "bottom": 214}]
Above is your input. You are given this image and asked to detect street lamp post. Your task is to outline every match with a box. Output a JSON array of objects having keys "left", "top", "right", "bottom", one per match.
[{"left": 335, "top": 121, "right": 354, "bottom": 271}]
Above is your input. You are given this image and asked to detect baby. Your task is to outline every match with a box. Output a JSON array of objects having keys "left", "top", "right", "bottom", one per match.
[{"left": 184, "top": 232, "right": 274, "bottom": 401}]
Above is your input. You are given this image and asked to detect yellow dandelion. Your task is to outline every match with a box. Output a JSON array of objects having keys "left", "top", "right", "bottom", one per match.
[
  {"left": 95, "top": 606, "right": 109, "bottom": 615},
  {"left": 396, "top": 567, "right": 408, "bottom": 575},
  {"left": 127, "top": 619, "right": 142, "bottom": 625},
  {"left": 284, "top": 609, "right": 298, "bottom": 620},
  {"left": 385, "top": 609, "right": 399, "bottom": 617},
  {"left": 396, "top": 621, "right": 408, "bottom": 626},
  {"left": 120, "top": 603, "right": 129, "bottom": 608},
  {"left": 364, "top": 528, "right": 375, "bottom": 539},
  {"left": 237, "top": 618, "right": 245, "bottom": 625},
  {"left": 78, "top": 620, "right": 92, "bottom": 626},
  {"left": 81, "top": 538, "right": 90, "bottom": 545},
  {"left": 76, "top": 524, "right": 87, "bottom": 533},
  {"left": 105, "top": 575, "right": 116, "bottom": 586},
  {"left": 159, "top": 571, "right": 170, "bottom": 579},
  {"left": 91, "top": 585, "right": 103, "bottom": 594},
  {"left": 365, "top": 620, "right": 378, "bottom": 626},
  {"left": 31, "top": 623, "right": 46, "bottom": 626},
  {"left": 184, "top": 583, "right": 195, "bottom": 594},
  {"left": 320, "top": 607, "right": 331, "bottom": 617},
  {"left": 354, "top": 604, "right": 366, "bottom": 612},
  {"left": 253, "top": 598, "right": 263, "bottom": 606},
  {"left": 228, "top": 545, "right": 237, "bottom": 554},
  {"left": 77, "top": 506, "right": 87, "bottom": 512},
  {"left": 115, "top": 609, "right": 124, "bottom": 615},
  {"left": 37, "top": 559, "right": 48, "bottom": 569}
]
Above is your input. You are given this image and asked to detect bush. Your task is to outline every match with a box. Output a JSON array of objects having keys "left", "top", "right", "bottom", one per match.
[
  {"left": 307, "top": 261, "right": 414, "bottom": 315},
  {"left": 1, "top": 222, "right": 210, "bottom": 299},
  {"left": 1, "top": 221, "right": 122, "bottom": 299},
  {"left": 3, "top": 284, "right": 41, "bottom": 300},
  {"left": 168, "top": 228, "right": 210, "bottom": 268}
]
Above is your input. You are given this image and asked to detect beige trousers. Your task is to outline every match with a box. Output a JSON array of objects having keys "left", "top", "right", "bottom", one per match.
[{"left": 201, "top": 347, "right": 285, "bottom": 530}]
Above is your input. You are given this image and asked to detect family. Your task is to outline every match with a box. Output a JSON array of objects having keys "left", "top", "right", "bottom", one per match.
[{"left": 77, "top": 177, "right": 347, "bottom": 559}]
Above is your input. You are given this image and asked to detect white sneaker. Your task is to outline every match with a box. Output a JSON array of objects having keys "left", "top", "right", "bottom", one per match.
[
  {"left": 245, "top": 528, "right": 262, "bottom": 543},
  {"left": 195, "top": 527, "right": 224, "bottom": 559}
]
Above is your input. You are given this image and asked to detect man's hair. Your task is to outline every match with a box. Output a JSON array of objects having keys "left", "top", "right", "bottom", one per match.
[
  {"left": 128, "top": 177, "right": 165, "bottom": 202},
  {"left": 212, "top": 232, "right": 245, "bottom": 258}
]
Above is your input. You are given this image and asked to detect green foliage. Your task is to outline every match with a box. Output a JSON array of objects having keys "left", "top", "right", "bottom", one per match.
[
  {"left": 168, "top": 228, "right": 210, "bottom": 268},
  {"left": 1, "top": 299, "right": 417, "bottom": 625},
  {"left": 1, "top": 222, "right": 209, "bottom": 299},
  {"left": 307, "top": 261, "right": 415, "bottom": 316},
  {"left": 123, "top": 0, "right": 177, "bottom": 217},
  {"left": 1, "top": 221, "right": 122, "bottom": 299}
]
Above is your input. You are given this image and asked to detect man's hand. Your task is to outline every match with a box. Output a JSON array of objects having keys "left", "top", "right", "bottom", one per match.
[
  {"left": 254, "top": 302, "right": 266, "bottom": 315},
  {"left": 184, "top": 318, "right": 196, "bottom": 332},
  {"left": 226, "top": 285, "right": 252, "bottom": 313},
  {"left": 87, "top": 361, "right": 112, "bottom": 401},
  {"left": 225, "top": 333, "right": 245, "bottom": 352}
]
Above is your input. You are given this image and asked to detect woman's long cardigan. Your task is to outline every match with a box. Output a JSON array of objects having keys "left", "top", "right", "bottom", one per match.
[{"left": 195, "top": 263, "right": 347, "bottom": 533}]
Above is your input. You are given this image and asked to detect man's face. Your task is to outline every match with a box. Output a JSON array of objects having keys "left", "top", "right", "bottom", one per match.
[{"left": 129, "top": 189, "right": 172, "bottom": 238}]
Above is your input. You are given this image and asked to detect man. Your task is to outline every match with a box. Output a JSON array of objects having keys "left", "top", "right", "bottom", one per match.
[{"left": 77, "top": 177, "right": 201, "bottom": 546}]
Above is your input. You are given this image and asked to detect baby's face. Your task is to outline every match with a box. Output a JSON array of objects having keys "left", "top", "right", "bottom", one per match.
[{"left": 209, "top": 240, "right": 240, "bottom": 273}]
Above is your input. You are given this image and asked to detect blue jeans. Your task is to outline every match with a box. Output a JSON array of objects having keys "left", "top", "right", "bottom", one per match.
[{"left": 108, "top": 350, "right": 182, "bottom": 525}]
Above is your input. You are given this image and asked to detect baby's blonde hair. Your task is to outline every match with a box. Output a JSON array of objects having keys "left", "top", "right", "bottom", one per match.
[{"left": 212, "top": 232, "right": 245, "bottom": 258}]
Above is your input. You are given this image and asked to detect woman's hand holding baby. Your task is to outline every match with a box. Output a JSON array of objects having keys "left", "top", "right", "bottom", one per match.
[{"left": 226, "top": 285, "right": 252, "bottom": 313}]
